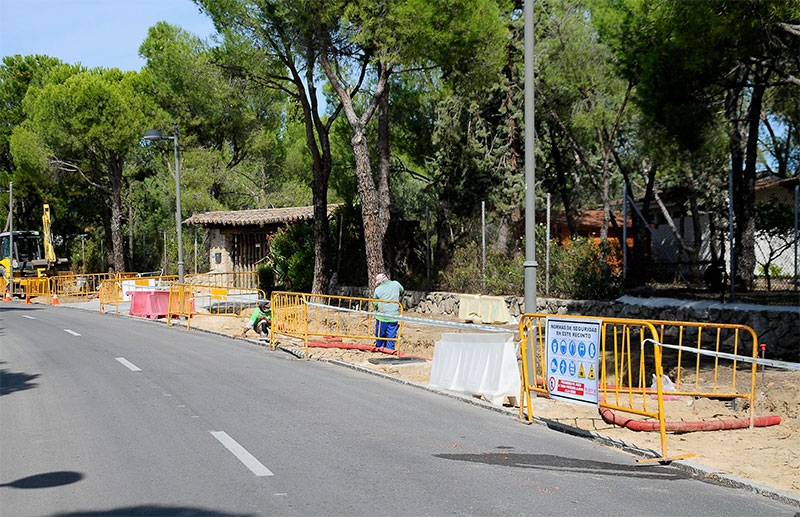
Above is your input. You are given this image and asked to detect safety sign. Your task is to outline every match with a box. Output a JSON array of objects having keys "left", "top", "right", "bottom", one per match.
[{"left": 545, "top": 317, "right": 601, "bottom": 406}]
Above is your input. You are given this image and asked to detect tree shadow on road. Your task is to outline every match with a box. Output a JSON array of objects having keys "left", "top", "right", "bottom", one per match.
[
  {"left": 54, "top": 506, "right": 254, "bottom": 516},
  {"left": 0, "top": 366, "right": 40, "bottom": 396},
  {"left": 434, "top": 452, "right": 689, "bottom": 481}
]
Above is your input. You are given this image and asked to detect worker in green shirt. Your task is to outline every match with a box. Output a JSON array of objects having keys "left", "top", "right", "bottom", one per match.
[{"left": 242, "top": 299, "right": 271, "bottom": 338}]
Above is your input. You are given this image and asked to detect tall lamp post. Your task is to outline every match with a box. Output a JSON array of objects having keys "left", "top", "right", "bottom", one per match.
[
  {"left": 523, "top": 0, "right": 538, "bottom": 313},
  {"left": 143, "top": 122, "right": 184, "bottom": 282}
]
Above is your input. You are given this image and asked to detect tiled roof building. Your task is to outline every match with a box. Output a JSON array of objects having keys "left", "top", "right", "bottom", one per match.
[
  {"left": 184, "top": 204, "right": 342, "bottom": 275},
  {"left": 184, "top": 204, "right": 341, "bottom": 227}
]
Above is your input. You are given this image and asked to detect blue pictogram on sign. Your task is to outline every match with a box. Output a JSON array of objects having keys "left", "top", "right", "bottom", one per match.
[
  {"left": 551, "top": 339, "right": 558, "bottom": 354},
  {"left": 560, "top": 340, "right": 567, "bottom": 355},
  {"left": 578, "top": 341, "right": 586, "bottom": 357},
  {"left": 550, "top": 358, "right": 558, "bottom": 373},
  {"left": 588, "top": 342, "right": 597, "bottom": 359},
  {"left": 569, "top": 341, "right": 576, "bottom": 356},
  {"left": 559, "top": 359, "right": 567, "bottom": 375},
  {"left": 568, "top": 361, "right": 576, "bottom": 376}
]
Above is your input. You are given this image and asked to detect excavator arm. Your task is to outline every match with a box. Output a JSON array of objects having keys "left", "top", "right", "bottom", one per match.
[{"left": 43, "top": 204, "right": 57, "bottom": 264}]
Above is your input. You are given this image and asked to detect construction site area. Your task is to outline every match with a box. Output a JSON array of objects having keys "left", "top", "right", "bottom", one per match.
[{"left": 9, "top": 277, "right": 797, "bottom": 501}]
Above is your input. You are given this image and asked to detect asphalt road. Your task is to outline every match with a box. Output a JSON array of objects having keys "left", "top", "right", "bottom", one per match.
[{"left": 1, "top": 303, "right": 797, "bottom": 516}]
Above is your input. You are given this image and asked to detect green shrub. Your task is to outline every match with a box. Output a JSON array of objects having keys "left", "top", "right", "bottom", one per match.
[
  {"left": 758, "top": 263, "right": 787, "bottom": 279},
  {"left": 441, "top": 233, "right": 622, "bottom": 300},
  {"left": 438, "top": 245, "right": 524, "bottom": 296},
  {"left": 548, "top": 238, "right": 622, "bottom": 300},
  {"left": 268, "top": 222, "right": 314, "bottom": 292},
  {"left": 256, "top": 264, "right": 275, "bottom": 296}
]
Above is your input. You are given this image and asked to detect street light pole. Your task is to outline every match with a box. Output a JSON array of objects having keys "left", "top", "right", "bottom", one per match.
[
  {"left": 171, "top": 122, "right": 184, "bottom": 283},
  {"left": 523, "top": 0, "right": 538, "bottom": 313},
  {"left": 143, "top": 122, "right": 184, "bottom": 282}
]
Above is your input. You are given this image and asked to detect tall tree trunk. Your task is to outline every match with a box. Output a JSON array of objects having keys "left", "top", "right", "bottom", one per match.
[
  {"left": 739, "top": 77, "right": 766, "bottom": 290},
  {"left": 353, "top": 126, "right": 385, "bottom": 284},
  {"left": 298, "top": 65, "right": 332, "bottom": 295},
  {"left": 311, "top": 165, "right": 331, "bottom": 294},
  {"left": 319, "top": 54, "right": 392, "bottom": 286},
  {"left": 96, "top": 188, "right": 113, "bottom": 272},
  {"left": 110, "top": 192, "right": 125, "bottom": 274},
  {"left": 727, "top": 69, "right": 766, "bottom": 291},
  {"left": 109, "top": 157, "right": 125, "bottom": 274},
  {"left": 376, "top": 74, "right": 391, "bottom": 265},
  {"left": 128, "top": 182, "right": 134, "bottom": 265}
]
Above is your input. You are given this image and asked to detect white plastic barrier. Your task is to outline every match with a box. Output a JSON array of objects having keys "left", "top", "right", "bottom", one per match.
[
  {"left": 458, "top": 294, "right": 512, "bottom": 324},
  {"left": 428, "top": 332, "right": 520, "bottom": 405},
  {"left": 120, "top": 278, "right": 166, "bottom": 301}
]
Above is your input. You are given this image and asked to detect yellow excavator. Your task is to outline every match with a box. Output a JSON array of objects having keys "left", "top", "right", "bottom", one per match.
[{"left": 1, "top": 204, "right": 70, "bottom": 297}]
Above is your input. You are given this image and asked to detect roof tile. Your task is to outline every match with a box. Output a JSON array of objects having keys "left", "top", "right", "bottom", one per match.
[{"left": 183, "top": 204, "right": 342, "bottom": 227}]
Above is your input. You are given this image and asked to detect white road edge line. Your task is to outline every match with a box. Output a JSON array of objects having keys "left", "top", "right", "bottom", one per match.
[
  {"left": 22, "top": 315, "right": 36, "bottom": 319},
  {"left": 64, "top": 329, "right": 81, "bottom": 336},
  {"left": 210, "top": 431, "right": 274, "bottom": 477},
  {"left": 115, "top": 357, "right": 141, "bottom": 372}
]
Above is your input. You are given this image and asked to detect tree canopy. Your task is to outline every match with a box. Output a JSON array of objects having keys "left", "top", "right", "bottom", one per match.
[{"left": 2, "top": 0, "right": 797, "bottom": 296}]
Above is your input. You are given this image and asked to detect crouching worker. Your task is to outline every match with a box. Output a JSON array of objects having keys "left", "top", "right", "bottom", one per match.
[{"left": 241, "top": 299, "right": 271, "bottom": 338}]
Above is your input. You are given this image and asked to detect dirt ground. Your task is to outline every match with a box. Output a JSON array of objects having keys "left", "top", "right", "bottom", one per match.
[{"left": 186, "top": 311, "right": 800, "bottom": 498}]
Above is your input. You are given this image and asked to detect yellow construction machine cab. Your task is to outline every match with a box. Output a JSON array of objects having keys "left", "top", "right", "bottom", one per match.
[
  {"left": 0, "top": 230, "right": 47, "bottom": 279},
  {"left": 1, "top": 204, "right": 70, "bottom": 296}
]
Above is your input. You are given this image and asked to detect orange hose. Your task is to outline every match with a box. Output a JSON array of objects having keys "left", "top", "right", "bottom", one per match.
[{"left": 599, "top": 406, "right": 781, "bottom": 432}]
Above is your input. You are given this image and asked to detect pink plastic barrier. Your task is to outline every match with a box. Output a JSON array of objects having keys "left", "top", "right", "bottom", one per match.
[{"left": 128, "top": 289, "right": 172, "bottom": 319}]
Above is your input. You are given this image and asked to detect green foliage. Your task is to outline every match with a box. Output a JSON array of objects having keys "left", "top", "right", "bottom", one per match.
[
  {"left": 755, "top": 198, "right": 795, "bottom": 237},
  {"left": 438, "top": 245, "right": 525, "bottom": 296},
  {"left": 1, "top": 2, "right": 795, "bottom": 299},
  {"left": 267, "top": 222, "right": 315, "bottom": 292},
  {"left": 0, "top": 55, "right": 65, "bottom": 177},
  {"left": 341, "top": 0, "right": 510, "bottom": 90},
  {"left": 548, "top": 238, "right": 623, "bottom": 300},
  {"left": 440, "top": 230, "right": 623, "bottom": 301},
  {"left": 68, "top": 234, "right": 104, "bottom": 274},
  {"left": 758, "top": 263, "right": 788, "bottom": 280},
  {"left": 256, "top": 264, "right": 275, "bottom": 295}
]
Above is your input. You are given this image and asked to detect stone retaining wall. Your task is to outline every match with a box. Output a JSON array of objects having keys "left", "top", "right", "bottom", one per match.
[{"left": 335, "top": 286, "right": 800, "bottom": 362}]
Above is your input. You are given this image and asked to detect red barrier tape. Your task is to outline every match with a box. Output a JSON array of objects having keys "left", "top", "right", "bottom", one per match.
[{"left": 307, "top": 340, "right": 430, "bottom": 361}]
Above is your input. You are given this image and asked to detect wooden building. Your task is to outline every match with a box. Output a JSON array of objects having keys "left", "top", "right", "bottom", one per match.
[{"left": 184, "top": 204, "right": 341, "bottom": 274}]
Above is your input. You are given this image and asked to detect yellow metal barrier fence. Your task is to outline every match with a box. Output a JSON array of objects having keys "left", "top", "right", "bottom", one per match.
[
  {"left": 2, "top": 274, "right": 57, "bottom": 301},
  {"left": 519, "top": 313, "right": 684, "bottom": 462},
  {"left": 520, "top": 314, "right": 765, "bottom": 462},
  {"left": 166, "top": 284, "right": 195, "bottom": 329},
  {"left": 270, "top": 291, "right": 403, "bottom": 357},
  {"left": 167, "top": 283, "right": 265, "bottom": 329},
  {"left": 98, "top": 275, "right": 178, "bottom": 314},
  {"left": 23, "top": 277, "right": 50, "bottom": 300},
  {"left": 51, "top": 272, "right": 117, "bottom": 302},
  {"left": 270, "top": 292, "right": 308, "bottom": 351},
  {"left": 98, "top": 278, "right": 122, "bottom": 314},
  {"left": 650, "top": 319, "right": 759, "bottom": 411}
]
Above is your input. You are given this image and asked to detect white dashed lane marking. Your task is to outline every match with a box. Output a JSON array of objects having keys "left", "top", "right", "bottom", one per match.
[
  {"left": 210, "top": 431, "right": 274, "bottom": 476},
  {"left": 115, "top": 357, "right": 142, "bottom": 371}
]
